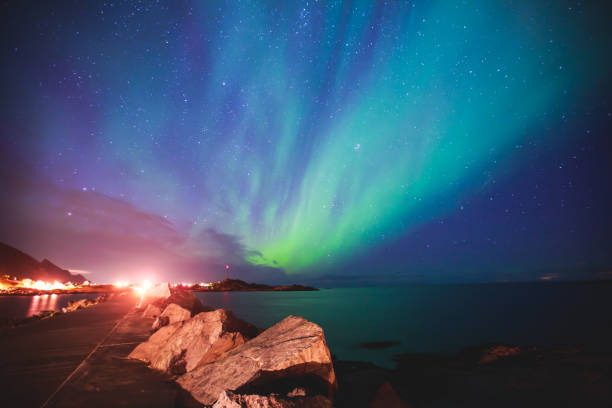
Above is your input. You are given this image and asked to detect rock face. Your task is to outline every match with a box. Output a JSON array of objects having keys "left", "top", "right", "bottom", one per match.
[
  {"left": 213, "top": 390, "right": 332, "bottom": 408},
  {"left": 61, "top": 297, "right": 100, "bottom": 313},
  {"left": 129, "top": 309, "right": 258, "bottom": 373},
  {"left": 152, "top": 303, "right": 191, "bottom": 330},
  {"left": 369, "top": 382, "right": 412, "bottom": 408},
  {"left": 143, "top": 282, "right": 172, "bottom": 300},
  {"left": 177, "top": 315, "right": 337, "bottom": 406},
  {"left": 142, "top": 304, "right": 162, "bottom": 318},
  {"left": 151, "top": 287, "right": 212, "bottom": 316}
]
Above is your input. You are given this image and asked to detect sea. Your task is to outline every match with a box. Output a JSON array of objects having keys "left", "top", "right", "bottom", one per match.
[
  {"left": 0, "top": 293, "right": 100, "bottom": 320},
  {"left": 1, "top": 283, "right": 611, "bottom": 367}
]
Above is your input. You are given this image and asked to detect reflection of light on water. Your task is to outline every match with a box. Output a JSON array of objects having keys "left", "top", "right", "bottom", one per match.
[
  {"left": 49, "top": 294, "right": 58, "bottom": 311},
  {"left": 27, "top": 295, "right": 40, "bottom": 317},
  {"left": 26, "top": 294, "right": 59, "bottom": 317}
]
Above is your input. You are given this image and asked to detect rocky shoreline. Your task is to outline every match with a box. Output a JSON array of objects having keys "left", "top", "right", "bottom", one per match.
[
  {"left": 128, "top": 284, "right": 612, "bottom": 407},
  {"left": 0, "top": 293, "right": 111, "bottom": 329},
  {"left": 3, "top": 283, "right": 610, "bottom": 407},
  {"left": 131, "top": 283, "right": 334, "bottom": 407},
  {"left": 336, "top": 345, "right": 612, "bottom": 407}
]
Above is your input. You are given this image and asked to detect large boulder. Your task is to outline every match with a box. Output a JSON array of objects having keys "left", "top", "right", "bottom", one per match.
[
  {"left": 142, "top": 304, "right": 162, "bottom": 318},
  {"left": 129, "top": 309, "right": 259, "bottom": 373},
  {"left": 213, "top": 390, "right": 332, "bottom": 408},
  {"left": 152, "top": 303, "right": 191, "bottom": 330},
  {"left": 178, "top": 315, "right": 337, "bottom": 406},
  {"left": 151, "top": 287, "right": 212, "bottom": 316},
  {"left": 144, "top": 282, "right": 171, "bottom": 299},
  {"left": 369, "top": 382, "right": 412, "bottom": 408}
]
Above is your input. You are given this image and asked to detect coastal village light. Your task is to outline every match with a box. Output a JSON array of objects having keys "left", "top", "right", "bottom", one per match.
[
  {"left": 133, "top": 280, "right": 153, "bottom": 296},
  {"left": 22, "top": 279, "right": 70, "bottom": 291}
]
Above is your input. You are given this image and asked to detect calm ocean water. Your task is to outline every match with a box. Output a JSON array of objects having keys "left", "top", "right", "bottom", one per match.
[
  {"left": 1, "top": 283, "right": 610, "bottom": 367},
  {"left": 196, "top": 283, "right": 612, "bottom": 367},
  {"left": 0, "top": 293, "right": 100, "bottom": 319}
]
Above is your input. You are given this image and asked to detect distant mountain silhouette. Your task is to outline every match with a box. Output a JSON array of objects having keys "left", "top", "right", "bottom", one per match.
[{"left": 0, "top": 242, "right": 86, "bottom": 283}]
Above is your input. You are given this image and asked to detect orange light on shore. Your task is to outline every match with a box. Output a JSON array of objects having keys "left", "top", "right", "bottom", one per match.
[
  {"left": 22, "top": 279, "right": 71, "bottom": 291},
  {"left": 132, "top": 280, "right": 153, "bottom": 296}
]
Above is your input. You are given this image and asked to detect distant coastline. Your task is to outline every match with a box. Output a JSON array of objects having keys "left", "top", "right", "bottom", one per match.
[
  {"left": 190, "top": 278, "right": 318, "bottom": 292},
  {"left": 0, "top": 282, "right": 120, "bottom": 296},
  {"left": 0, "top": 278, "right": 317, "bottom": 296}
]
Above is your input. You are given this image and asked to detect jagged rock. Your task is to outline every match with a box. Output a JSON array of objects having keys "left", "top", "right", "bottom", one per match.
[
  {"left": 152, "top": 303, "right": 191, "bottom": 330},
  {"left": 213, "top": 390, "right": 332, "bottom": 408},
  {"left": 287, "top": 388, "right": 306, "bottom": 398},
  {"left": 479, "top": 345, "right": 522, "bottom": 364},
  {"left": 151, "top": 287, "right": 212, "bottom": 316},
  {"left": 369, "top": 381, "right": 411, "bottom": 408},
  {"left": 129, "top": 309, "right": 258, "bottom": 373},
  {"left": 178, "top": 315, "right": 337, "bottom": 406},
  {"left": 142, "top": 304, "right": 162, "bottom": 318},
  {"left": 62, "top": 298, "right": 97, "bottom": 313},
  {"left": 144, "top": 282, "right": 171, "bottom": 299}
]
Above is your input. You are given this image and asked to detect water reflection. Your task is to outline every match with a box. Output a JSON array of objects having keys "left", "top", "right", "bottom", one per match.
[
  {"left": 27, "top": 295, "right": 40, "bottom": 317},
  {"left": 26, "top": 294, "right": 59, "bottom": 317},
  {"left": 49, "top": 293, "right": 58, "bottom": 311}
]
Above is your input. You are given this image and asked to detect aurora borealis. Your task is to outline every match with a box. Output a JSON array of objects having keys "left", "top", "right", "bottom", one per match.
[{"left": 1, "top": 1, "right": 611, "bottom": 284}]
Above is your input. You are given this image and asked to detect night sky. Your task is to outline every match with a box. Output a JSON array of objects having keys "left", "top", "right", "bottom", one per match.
[{"left": 1, "top": 1, "right": 611, "bottom": 285}]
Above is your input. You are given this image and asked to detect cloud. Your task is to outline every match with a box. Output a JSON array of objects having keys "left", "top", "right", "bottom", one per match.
[
  {"left": 68, "top": 269, "right": 92, "bottom": 275},
  {"left": 0, "top": 148, "right": 286, "bottom": 283}
]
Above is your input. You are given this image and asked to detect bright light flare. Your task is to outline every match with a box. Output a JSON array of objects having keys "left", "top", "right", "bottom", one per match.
[
  {"left": 22, "top": 279, "right": 70, "bottom": 291},
  {"left": 132, "top": 280, "right": 153, "bottom": 296}
]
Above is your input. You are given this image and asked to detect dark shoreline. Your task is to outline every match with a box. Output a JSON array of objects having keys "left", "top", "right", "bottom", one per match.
[
  {"left": 335, "top": 343, "right": 612, "bottom": 407},
  {"left": 0, "top": 278, "right": 318, "bottom": 297},
  {"left": 3, "top": 278, "right": 610, "bottom": 297},
  {"left": 189, "top": 278, "right": 318, "bottom": 292}
]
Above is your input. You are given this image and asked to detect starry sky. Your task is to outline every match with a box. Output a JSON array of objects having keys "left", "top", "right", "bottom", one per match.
[{"left": 1, "top": 0, "right": 611, "bottom": 285}]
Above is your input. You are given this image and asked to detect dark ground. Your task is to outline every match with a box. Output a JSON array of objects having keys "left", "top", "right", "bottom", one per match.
[
  {"left": 335, "top": 344, "right": 612, "bottom": 408},
  {"left": 0, "top": 293, "right": 197, "bottom": 408}
]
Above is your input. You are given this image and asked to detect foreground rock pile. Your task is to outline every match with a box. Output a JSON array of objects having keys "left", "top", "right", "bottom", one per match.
[
  {"left": 213, "top": 390, "right": 333, "bottom": 408},
  {"left": 130, "top": 284, "right": 337, "bottom": 407},
  {"left": 178, "top": 315, "right": 336, "bottom": 405},
  {"left": 130, "top": 308, "right": 259, "bottom": 373},
  {"left": 62, "top": 294, "right": 109, "bottom": 313}
]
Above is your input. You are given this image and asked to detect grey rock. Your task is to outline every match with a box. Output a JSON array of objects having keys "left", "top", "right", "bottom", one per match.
[
  {"left": 213, "top": 390, "right": 332, "bottom": 408},
  {"left": 178, "top": 315, "right": 337, "bottom": 406},
  {"left": 152, "top": 303, "right": 190, "bottom": 330},
  {"left": 129, "top": 309, "right": 257, "bottom": 373},
  {"left": 142, "top": 304, "right": 162, "bottom": 318}
]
